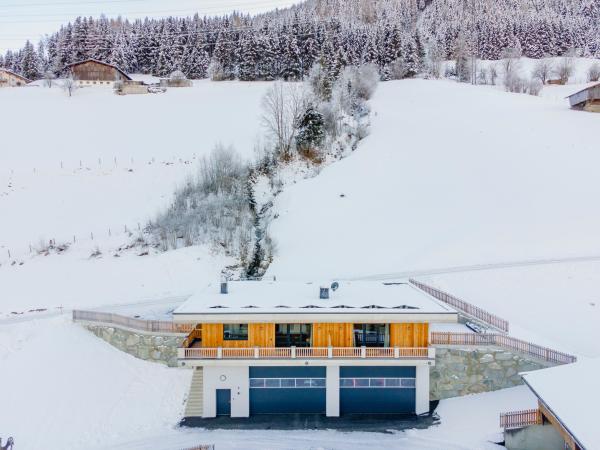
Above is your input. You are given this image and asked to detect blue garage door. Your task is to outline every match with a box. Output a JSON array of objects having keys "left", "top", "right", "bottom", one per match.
[
  {"left": 340, "top": 366, "right": 416, "bottom": 415},
  {"left": 249, "top": 366, "right": 326, "bottom": 414}
]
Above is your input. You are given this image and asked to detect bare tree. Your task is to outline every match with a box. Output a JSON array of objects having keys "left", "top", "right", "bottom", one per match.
[
  {"left": 426, "top": 42, "right": 444, "bottom": 79},
  {"left": 62, "top": 74, "right": 78, "bottom": 97},
  {"left": 532, "top": 58, "right": 553, "bottom": 84},
  {"left": 43, "top": 70, "right": 56, "bottom": 88},
  {"left": 588, "top": 63, "right": 600, "bottom": 82},
  {"left": 261, "top": 81, "right": 306, "bottom": 158},
  {"left": 555, "top": 50, "right": 575, "bottom": 84},
  {"left": 501, "top": 47, "right": 522, "bottom": 91}
]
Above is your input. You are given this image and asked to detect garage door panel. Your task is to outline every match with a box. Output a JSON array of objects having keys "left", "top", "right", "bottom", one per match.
[
  {"left": 340, "top": 365, "right": 416, "bottom": 415},
  {"left": 249, "top": 366, "right": 326, "bottom": 415}
]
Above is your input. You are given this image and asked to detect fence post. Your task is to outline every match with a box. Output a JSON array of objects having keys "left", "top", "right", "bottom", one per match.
[
  {"left": 291, "top": 346, "right": 296, "bottom": 359},
  {"left": 254, "top": 347, "right": 259, "bottom": 359},
  {"left": 394, "top": 346, "right": 399, "bottom": 359},
  {"left": 217, "top": 347, "right": 223, "bottom": 359},
  {"left": 328, "top": 346, "right": 333, "bottom": 359},
  {"left": 361, "top": 346, "right": 366, "bottom": 359}
]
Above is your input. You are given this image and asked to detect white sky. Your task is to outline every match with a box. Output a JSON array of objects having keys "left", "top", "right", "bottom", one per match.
[{"left": 0, "top": 0, "right": 301, "bottom": 54}]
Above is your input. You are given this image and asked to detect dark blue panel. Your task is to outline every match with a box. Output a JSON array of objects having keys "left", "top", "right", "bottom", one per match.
[
  {"left": 250, "top": 388, "right": 326, "bottom": 414},
  {"left": 340, "top": 366, "right": 416, "bottom": 378},
  {"left": 216, "top": 389, "right": 231, "bottom": 416},
  {"left": 340, "top": 388, "right": 415, "bottom": 414},
  {"left": 249, "top": 366, "right": 326, "bottom": 378}
]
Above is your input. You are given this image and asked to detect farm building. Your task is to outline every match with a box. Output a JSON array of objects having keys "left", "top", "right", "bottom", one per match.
[
  {"left": 114, "top": 79, "right": 149, "bottom": 95},
  {"left": 0, "top": 68, "right": 31, "bottom": 87},
  {"left": 501, "top": 359, "right": 597, "bottom": 450},
  {"left": 62, "top": 59, "right": 131, "bottom": 86},
  {"left": 174, "top": 280, "right": 457, "bottom": 419},
  {"left": 566, "top": 83, "right": 600, "bottom": 112}
]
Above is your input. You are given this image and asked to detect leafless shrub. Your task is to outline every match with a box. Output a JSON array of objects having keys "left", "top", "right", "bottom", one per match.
[
  {"left": 62, "top": 74, "right": 78, "bottom": 97},
  {"left": 532, "top": 58, "right": 553, "bottom": 84},
  {"left": 588, "top": 63, "right": 600, "bottom": 82},
  {"left": 528, "top": 78, "right": 543, "bottom": 96},
  {"left": 555, "top": 50, "right": 575, "bottom": 84}
]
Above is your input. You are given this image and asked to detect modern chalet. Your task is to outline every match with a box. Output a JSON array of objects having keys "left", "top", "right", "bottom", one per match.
[
  {"left": 173, "top": 280, "right": 459, "bottom": 419},
  {"left": 62, "top": 58, "right": 131, "bottom": 86},
  {"left": 0, "top": 68, "right": 31, "bottom": 87},
  {"left": 566, "top": 82, "right": 600, "bottom": 112}
]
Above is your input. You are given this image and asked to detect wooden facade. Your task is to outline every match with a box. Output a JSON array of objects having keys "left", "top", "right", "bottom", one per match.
[
  {"left": 191, "top": 322, "right": 428, "bottom": 349},
  {"left": 65, "top": 59, "right": 131, "bottom": 83},
  {"left": 0, "top": 68, "right": 30, "bottom": 87}
]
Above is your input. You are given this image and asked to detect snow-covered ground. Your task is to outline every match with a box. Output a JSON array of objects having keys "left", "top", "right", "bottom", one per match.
[
  {"left": 266, "top": 78, "right": 600, "bottom": 281},
  {"left": 0, "top": 80, "right": 270, "bottom": 260},
  {"left": 423, "top": 259, "right": 600, "bottom": 358}
]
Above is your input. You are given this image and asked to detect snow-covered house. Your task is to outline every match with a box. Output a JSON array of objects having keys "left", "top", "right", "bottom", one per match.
[
  {"left": 62, "top": 59, "right": 132, "bottom": 86},
  {"left": 173, "top": 281, "right": 458, "bottom": 420},
  {"left": 566, "top": 83, "right": 600, "bottom": 112},
  {"left": 502, "top": 359, "right": 598, "bottom": 450},
  {"left": 0, "top": 68, "right": 31, "bottom": 87}
]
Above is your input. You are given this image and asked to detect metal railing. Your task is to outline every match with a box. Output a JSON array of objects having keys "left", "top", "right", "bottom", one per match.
[
  {"left": 410, "top": 279, "right": 509, "bottom": 333},
  {"left": 500, "top": 409, "right": 542, "bottom": 429},
  {"left": 179, "top": 346, "right": 434, "bottom": 360},
  {"left": 73, "top": 309, "right": 194, "bottom": 334},
  {"left": 431, "top": 332, "right": 577, "bottom": 364}
]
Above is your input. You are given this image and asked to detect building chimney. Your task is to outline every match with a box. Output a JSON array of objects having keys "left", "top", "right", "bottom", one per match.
[
  {"left": 220, "top": 280, "right": 228, "bottom": 294},
  {"left": 320, "top": 287, "right": 329, "bottom": 300}
]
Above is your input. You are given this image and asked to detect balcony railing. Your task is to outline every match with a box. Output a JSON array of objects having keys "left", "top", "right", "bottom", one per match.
[
  {"left": 500, "top": 409, "right": 542, "bottom": 430},
  {"left": 178, "top": 346, "right": 435, "bottom": 360}
]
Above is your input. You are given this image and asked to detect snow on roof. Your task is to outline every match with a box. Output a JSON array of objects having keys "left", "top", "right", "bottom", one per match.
[
  {"left": 174, "top": 280, "right": 457, "bottom": 315},
  {"left": 522, "top": 358, "right": 600, "bottom": 449}
]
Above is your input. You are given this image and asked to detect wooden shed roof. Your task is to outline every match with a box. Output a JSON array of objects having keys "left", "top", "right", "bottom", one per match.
[
  {"left": 565, "top": 82, "right": 600, "bottom": 107},
  {"left": 0, "top": 68, "right": 31, "bottom": 83},
  {"left": 63, "top": 58, "right": 132, "bottom": 80}
]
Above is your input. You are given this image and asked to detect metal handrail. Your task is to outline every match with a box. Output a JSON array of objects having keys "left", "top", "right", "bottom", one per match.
[{"left": 72, "top": 309, "right": 194, "bottom": 334}]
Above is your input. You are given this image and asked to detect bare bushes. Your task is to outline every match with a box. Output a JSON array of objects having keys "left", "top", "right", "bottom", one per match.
[
  {"left": 147, "top": 144, "right": 253, "bottom": 256},
  {"left": 588, "top": 63, "right": 600, "bottom": 82}
]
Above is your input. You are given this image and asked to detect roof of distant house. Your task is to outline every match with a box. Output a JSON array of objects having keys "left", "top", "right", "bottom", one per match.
[
  {"left": 174, "top": 280, "right": 457, "bottom": 316},
  {"left": 522, "top": 358, "right": 600, "bottom": 449},
  {"left": 0, "top": 67, "right": 31, "bottom": 83},
  {"left": 63, "top": 58, "right": 132, "bottom": 80},
  {"left": 565, "top": 81, "right": 600, "bottom": 99}
]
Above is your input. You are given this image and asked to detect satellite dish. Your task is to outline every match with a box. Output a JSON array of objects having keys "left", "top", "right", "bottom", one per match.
[{"left": 331, "top": 281, "right": 340, "bottom": 291}]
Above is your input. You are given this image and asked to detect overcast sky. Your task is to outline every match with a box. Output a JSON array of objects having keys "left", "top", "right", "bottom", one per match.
[{"left": 0, "top": 0, "right": 301, "bottom": 54}]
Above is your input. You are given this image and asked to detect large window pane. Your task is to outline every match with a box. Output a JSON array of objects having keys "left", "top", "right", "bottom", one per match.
[
  {"left": 280, "top": 378, "right": 295, "bottom": 388},
  {"left": 370, "top": 378, "right": 385, "bottom": 387},
  {"left": 223, "top": 324, "right": 248, "bottom": 340},
  {"left": 311, "top": 378, "right": 326, "bottom": 387},
  {"left": 295, "top": 378, "right": 312, "bottom": 388},
  {"left": 340, "top": 378, "right": 354, "bottom": 388},
  {"left": 250, "top": 378, "right": 265, "bottom": 388},
  {"left": 265, "top": 378, "right": 281, "bottom": 388},
  {"left": 355, "top": 378, "right": 369, "bottom": 387}
]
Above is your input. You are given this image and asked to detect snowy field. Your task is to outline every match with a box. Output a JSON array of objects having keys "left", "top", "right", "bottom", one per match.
[
  {"left": 423, "top": 259, "right": 600, "bottom": 358},
  {"left": 266, "top": 77, "right": 600, "bottom": 281}
]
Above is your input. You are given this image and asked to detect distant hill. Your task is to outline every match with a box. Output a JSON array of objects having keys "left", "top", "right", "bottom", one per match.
[{"left": 2, "top": 0, "right": 599, "bottom": 81}]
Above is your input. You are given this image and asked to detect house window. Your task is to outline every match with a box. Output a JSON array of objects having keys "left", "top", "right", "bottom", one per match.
[
  {"left": 223, "top": 324, "right": 248, "bottom": 341},
  {"left": 275, "top": 324, "right": 311, "bottom": 347},
  {"left": 353, "top": 324, "right": 387, "bottom": 347}
]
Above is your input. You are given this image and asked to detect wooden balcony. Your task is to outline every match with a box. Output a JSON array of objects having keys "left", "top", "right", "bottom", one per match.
[{"left": 178, "top": 346, "right": 435, "bottom": 360}]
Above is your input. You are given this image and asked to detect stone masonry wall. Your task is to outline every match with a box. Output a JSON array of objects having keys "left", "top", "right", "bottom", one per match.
[
  {"left": 431, "top": 346, "right": 555, "bottom": 400},
  {"left": 83, "top": 323, "right": 185, "bottom": 367}
]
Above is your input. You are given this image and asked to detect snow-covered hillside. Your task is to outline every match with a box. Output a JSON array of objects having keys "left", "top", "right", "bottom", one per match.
[{"left": 266, "top": 79, "right": 600, "bottom": 281}]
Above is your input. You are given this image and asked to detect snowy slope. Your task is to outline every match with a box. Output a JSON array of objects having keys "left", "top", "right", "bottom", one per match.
[
  {"left": 0, "top": 316, "right": 191, "bottom": 450},
  {"left": 0, "top": 81, "right": 271, "bottom": 259},
  {"left": 424, "top": 259, "right": 600, "bottom": 358},
  {"left": 266, "top": 79, "right": 600, "bottom": 281}
]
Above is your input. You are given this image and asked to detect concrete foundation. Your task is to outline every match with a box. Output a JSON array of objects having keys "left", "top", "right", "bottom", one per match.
[{"left": 504, "top": 424, "right": 565, "bottom": 450}]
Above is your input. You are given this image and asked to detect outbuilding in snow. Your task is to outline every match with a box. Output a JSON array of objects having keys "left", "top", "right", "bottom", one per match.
[
  {"left": 566, "top": 83, "right": 600, "bottom": 112},
  {"left": 62, "top": 58, "right": 132, "bottom": 87},
  {"left": 0, "top": 68, "right": 31, "bottom": 87}
]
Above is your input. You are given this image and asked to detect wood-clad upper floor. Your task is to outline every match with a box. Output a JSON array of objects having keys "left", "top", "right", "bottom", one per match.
[
  {"left": 64, "top": 59, "right": 131, "bottom": 81},
  {"left": 185, "top": 322, "right": 429, "bottom": 349}
]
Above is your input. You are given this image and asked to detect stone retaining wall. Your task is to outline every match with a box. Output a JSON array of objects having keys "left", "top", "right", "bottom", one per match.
[
  {"left": 83, "top": 323, "right": 185, "bottom": 367},
  {"left": 431, "top": 346, "right": 555, "bottom": 400}
]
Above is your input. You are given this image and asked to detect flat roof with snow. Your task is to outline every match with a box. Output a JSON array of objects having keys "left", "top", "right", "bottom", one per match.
[
  {"left": 173, "top": 281, "right": 457, "bottom": 322},
  {"left": 522, "top": 359, "right": 600, "bottom": 449}
]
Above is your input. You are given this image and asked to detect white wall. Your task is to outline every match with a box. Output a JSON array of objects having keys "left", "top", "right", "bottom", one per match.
[
  {"left": 326, "top": 365, "right": 340, "bottom": 417},
  {"left": 202, "top": 365, "right": 249, "bottom": 418},
  {"left": 415, "top": 364, "right": 430, "bottom": 415}
]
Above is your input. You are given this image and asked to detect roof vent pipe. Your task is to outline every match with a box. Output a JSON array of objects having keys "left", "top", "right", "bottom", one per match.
[{"left": 320, "top": 287, "right": 329, "bottom": 300}]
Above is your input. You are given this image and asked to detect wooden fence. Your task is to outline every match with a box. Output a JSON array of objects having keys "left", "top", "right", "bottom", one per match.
[
  {"left": 500, "top": 409, "right": 542, "bottom": 429},
  {"left": 410, "top": 279, "right": 509, "bottom": 333},
  {"left": 72, "top": 309, "right": 193, "bottom": 334},
  {"left": 431, "top": 332, "right": 577, "bottom": 364}
]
